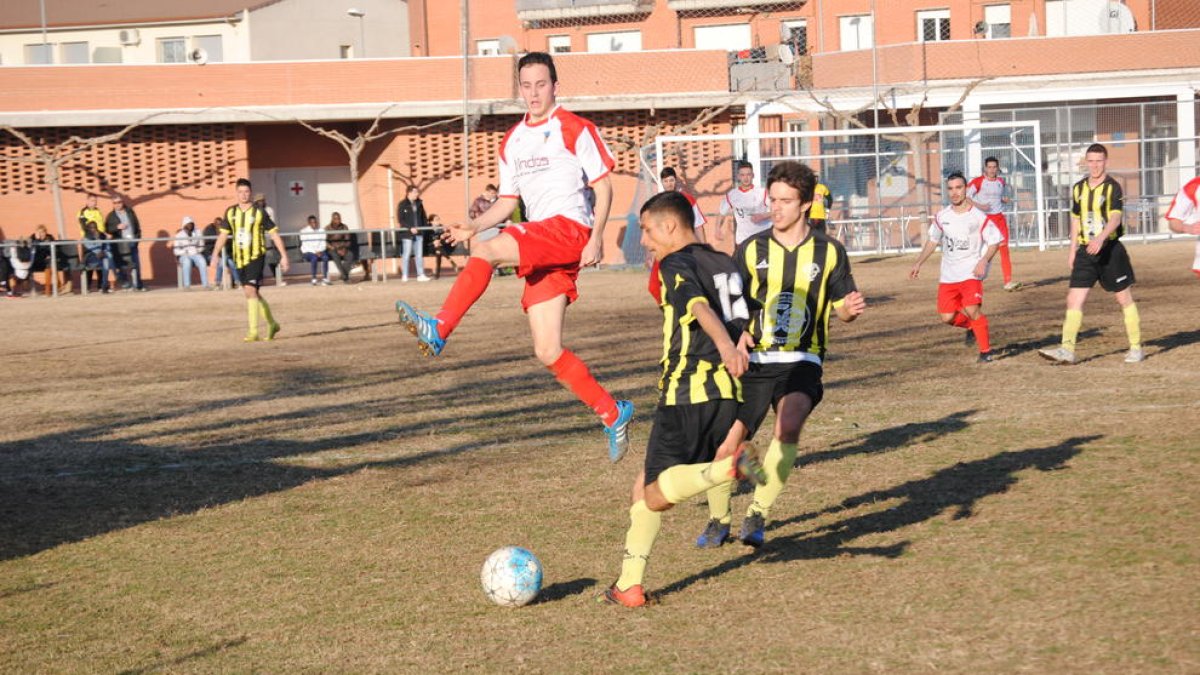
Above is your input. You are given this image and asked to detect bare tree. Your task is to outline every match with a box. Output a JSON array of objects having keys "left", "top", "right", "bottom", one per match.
[{"left": 0, "top": 113, "right": 167, "bottom": 238}]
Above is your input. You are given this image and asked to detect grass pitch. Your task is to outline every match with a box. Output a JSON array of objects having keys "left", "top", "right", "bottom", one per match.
[{"left": 2, "top": 241, "right": 1197, "bottom": 672}]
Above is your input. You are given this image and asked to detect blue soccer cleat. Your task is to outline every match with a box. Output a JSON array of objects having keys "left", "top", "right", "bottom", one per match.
[
  {"left": 395, "top": 300, "right": 445, "bottom": 357},
  {"left": 696, "top": 519, "right": 731, "bottom": 548},
  {"left": 603, "top": 400, "right": 635, "bottom": 463},
  {"left": 738, "top": 512, "right": 766, "bottom": 548}
]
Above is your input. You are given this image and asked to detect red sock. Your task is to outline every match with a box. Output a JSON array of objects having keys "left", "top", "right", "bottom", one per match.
[
  {"left": 998, "top": 242, "right": 1013, "bottom": 284},
  {"left": 548, "top": 350, "right": 619, "bottom": 425},
  {"left": 971, "top": 314, "right": 991, "bottom": 352},
  {"left": 950, "top": 312, "right": 971, "bottom": 329},
  {"left": 434, "top": 257, "right": 492, "bottom": 339}
]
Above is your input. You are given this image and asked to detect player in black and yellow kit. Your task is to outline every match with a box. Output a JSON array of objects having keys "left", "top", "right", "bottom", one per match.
[
  {"left": 697, "top": 161, "right": 865, "bottom": 549},
  {"left": 1039, "top": 143, "right": 1143, "bottom": 365},
  {"left": 209, "top": 178, "right": 290, "bottom": 342},
  {"left": 598, "top": 191, "right": 765, "bottom": 608}
]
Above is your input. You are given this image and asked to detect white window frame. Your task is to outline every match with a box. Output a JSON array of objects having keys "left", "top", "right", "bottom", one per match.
[
  {"left": 917, "top": 9, "right": 952, "bottom": 43},
  {"left": 984, "top": 4, "right": 1012, "bottom": 39},
  {"left": 787, "top": 120, "right": 807, "bottom": 158},
  {"left": 586, "top": 30, "right": 641, "bottom": 53},
  {"left": 838, "top": 14, "right": 874, "bottom": 52},
  {"left": 547, "top": 35, "right": 571, "bottom": 53},
  {"left": 60, "top": 41, "right": 89, "bottom": 64},
  {"left": 156, "top": 37, "right": 187, "bottom": 63},
  {"left": 780, "top": 19, "right": 808, "bottom": 55},
  {"left": 693, "top": 23, "right": 753, "bottom": 51},
  {"left": 476, "top": 39, "right": 500, "bottom": 56},
  {"left": 24, "top": 43, "right": 53, "bottom": 64}
]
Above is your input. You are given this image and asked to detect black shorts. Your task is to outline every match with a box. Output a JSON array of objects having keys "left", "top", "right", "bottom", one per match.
[
  {"left": 238, "top": 258, "right": 266, "bottom": 287},
  {"left": 1070, "top": 240, "right": 1135, "bottom": 292},
  {"left": 644, "top": 399, "right": 738, "bottom": 485},
  {"left": 737, "top": 361, "right": 824, "bottom": 440}
]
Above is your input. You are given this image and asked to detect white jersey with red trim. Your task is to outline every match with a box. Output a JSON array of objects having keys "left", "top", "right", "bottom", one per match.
[
  {"left": 720, "top": 186, "right": 770, "bottom": 244},
  {"left": 497, "top": 105, "right": 615, "bottom": 228},
  {"left": 929, "top": 204, "right": 1004, "bottom": 283},
  {"left": 966, "top": 175, "right": 1006, "bottom": 215},
  {"left": 1165, "top": 176, "right": 1200, "bottom": 273},
  {"left": 664, "top": 190, "right": 707, "bottom": 229}
]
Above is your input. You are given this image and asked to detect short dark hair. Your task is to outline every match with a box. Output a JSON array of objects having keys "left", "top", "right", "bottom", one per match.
[
  {"left": 307, "top": 214, "right": 318, "bottom": 222},
  {"left": 946, "top": 171, "right": 967, "bottom": 185},
  {"left": 485, "top": 183, "right": 498, "bottom": 192},
  {"left": 1085, "top": 142, "right": 1108, "bottom": 157},
  {"left": 660, "top": 167, "right": 677, "bottom": 180},
  {"left": 736, "top": 160, "right": 754, "bottom": 172},
  {"left": 236, "top": 178, "right": 252, "bottom": 189},
  {"left": 984, "top": 156, "right": 999, "bottom": 167},
  {"left": 766, "top": 161, "right": 816, "bottom": 204},
  {"left": 640, "top": 190, "right": 695, "bottom": 229},
  {"left": 517, "top": 51, "right": 557, "bottom": 83}
]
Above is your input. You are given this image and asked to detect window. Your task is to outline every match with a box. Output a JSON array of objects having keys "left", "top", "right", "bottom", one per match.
[
  {"left": 586, "top": 30, "right": 641, "bottom": 53},
  {"left": 24, "top": 43, "right": 53, "bottom": 64},
  {"left": 781, "top": 19, "right": 808, "bottom": 56},
  {"left": 340, "top": 44, "right": 353, "bottom": 59},
  {"left": 476, "top": 39, "right": 500, "bottom": 56},
  {"left": 917, "top": 9, "right": 951, "bottom": 42},
  {"left": 547, "top": 35, "right": 571, "bottom": 53},
  {"left": 157, "top": 37, "right": 187, "bottom": 63},
  {"left": 60, "top": 41, "right": 89, "bottom": 64},
  {"left": 194, "top": 35, "right": 223, "bottom": 62},
  {"left": 693, "top": 24, "right": 752, "bottom": 51},
  {"left": 839, "top": 15, "right": 873, "bottom": 51},
  {"left": 787, "top": 120, "right": 807, "bottom": 158},
  {"left": 982, "top": 5, "right": 1011, "bottom": 38}
]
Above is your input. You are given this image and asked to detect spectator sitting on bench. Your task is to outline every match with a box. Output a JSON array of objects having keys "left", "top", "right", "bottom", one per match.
[
  {"left": 300, "top": 214, "right": 331, "bottom": 286},
  {"left": 31, "top": 225, "right": 70, "bottom": 294},
  {"left": 7, "top": 238, "right": 33, "bottom": 295},
  {"left": 173, "top": 216, "right": 209, "bottom": 290},
  {"left": 81, "top": 221, "right": 114, "bottom": 293},
  {"left": 325, "top": 211, "right": 355, "bottom": 284}
]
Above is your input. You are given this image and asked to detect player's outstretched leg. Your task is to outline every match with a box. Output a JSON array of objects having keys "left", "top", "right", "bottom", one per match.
[
  {"left": 395, "top": 300, "right": 446, "bottom": 357},
  {"left": 396, "top": 256, "right": 495, "bottom": 357}
]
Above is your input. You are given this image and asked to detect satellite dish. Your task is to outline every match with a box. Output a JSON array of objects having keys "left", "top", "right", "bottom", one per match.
[
  {"left": 1100, "top": 2, "right": 1136, "bottom": 33},
  {"left": 497, "top": 35, "right": 519, "bottom": 54},
  {"left": 974, "top": 20, "right": 988, "bottom": 36},
  {"left": 189, "top": 47, "right": 208, "bottom": 65},
  {"left": 776, "top": 43, "right": 794, "bottom": 65}
]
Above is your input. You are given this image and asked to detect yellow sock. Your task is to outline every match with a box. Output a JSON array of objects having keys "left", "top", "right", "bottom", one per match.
[
  {"left": 1122, "top": 303, "right": 1141, "bottom": 350},
  {"left": 258, "top": 297, "right": 276, "bottom": 325},
  {"left": 707, "top": 482, "right": 733, "bottom": 525},
  {"left": 747, "top": 439, "right": 798, "bottom": 519},
  {"left": 246, "top": 299, "right": 259, "bottom": 336},
  {"left": 656, "top": 456, "right": 736, "bottom": 504},
  {"left": 1062, "top": 309, "right": 1083, "bottom": 352},
  {"left": 616, "top": 500, "right": 661, "bottom": 591}
]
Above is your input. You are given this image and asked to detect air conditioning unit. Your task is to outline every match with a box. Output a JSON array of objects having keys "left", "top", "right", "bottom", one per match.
[{"left": 118, "top": 29, "right": 140, "bottom": 46}]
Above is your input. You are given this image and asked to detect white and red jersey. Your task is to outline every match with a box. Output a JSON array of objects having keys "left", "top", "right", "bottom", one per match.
[
  {"left": 664, "top": 189, "right": 707, "bottom": 229},
  {"left": 497, "top": 105, "right": 615, "bottom": 228},
  {"left": 966, "top": 175, "right": 1006, "bottom": 215},
  {"left": 929, "top": 204, "right": 1004, "bottom": 283},
  {"left": 1165, "top": 176, "right": 1200, "bottom": 273},
  {"left": 720, "top": 185, "right": 770, "bottom": 244}
]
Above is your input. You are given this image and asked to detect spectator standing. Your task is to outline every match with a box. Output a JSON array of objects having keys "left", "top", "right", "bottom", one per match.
[
  {"left": 31, "top": 225, "right": 70, "bottom": 294},
  {"left": 81, "top": 221, "right": 114, "bottom": 293},
  {"left": 325, "top": 212, "right": 356, "bottom": 284},
  {"left": 203, "top": 216, "right": 240, "bottom": 289},
  {"left": 173, "top": 217, "right": 209, "bottom": 290},
  {"left": 104, "top": 195, "right": 147, "bottom": 291},
  {"left": 78, "top": 194, "right": 106, "bottom": 290},
  {"left": 397, "top": 186, "right": 431, "bottom": 282},
  {"left": 299, "top": 215, "right": 331, "bottom": 286}
]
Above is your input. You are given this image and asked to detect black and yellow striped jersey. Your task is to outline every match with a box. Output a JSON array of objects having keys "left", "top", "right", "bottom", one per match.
[
  {"left": 736, "top": 230, "right": 856, "bottom": 365},
  {"left": 655, "top": 243, "right": 751, "bottom": 406},
  {"left": 221, "top": 204, "right": 277, "bottom": 267},
  {"left": 1071, "top": 175, "right": 1123, "bottom": 244}
]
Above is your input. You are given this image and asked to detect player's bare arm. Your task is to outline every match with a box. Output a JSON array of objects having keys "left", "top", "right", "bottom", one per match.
[
  {"left": 209, "top": 231, "right": 229, "bottom": 272},
  {"left": 1068, "top": 216, "right": 1081, "bottom": 269},
  {"left": 835, "top": 291, "right": 866, "bottom": 322},
  {"left": 973, "top": 244, "right": 1000, "bottom": 279},
  {"left": 691, "top": 300, "right": 748, "bottom": 378},
  {"left": 270, "top": 230, "right": 290, "bottom": 273},
  {"left": 909, "top": 240, "right": 939, "bottom": 279},
  {"left": 580, "top": 176, "right": 613, "bottom": 267},
  {"left": 1167, "top": 218, "right": 1200, "bottom": 235},
  {"left": 444, "top": 196, "right": 520, "bottom": 245}
]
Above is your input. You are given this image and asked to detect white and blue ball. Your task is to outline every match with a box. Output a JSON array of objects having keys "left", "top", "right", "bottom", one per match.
[{"left": 480, "top": 546, "right": 543, "bottom": 607}]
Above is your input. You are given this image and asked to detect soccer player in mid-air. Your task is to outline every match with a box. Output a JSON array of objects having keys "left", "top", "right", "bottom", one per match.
[
  {"left": 598, "top": 191, "right": 765, "bottom": 608},
  {"left": 1039, "top": 143, "right": 1143, "bottom": 365},
  {"left": 697, "top": 161, "right": 865, "bottom": 550},
  {"left": 395, "top": 52, "right": 634, "bottom": 462},
  {"left": 1165, "top": 174, "right": 1200, "bottom": 278},
  {"left": 716, "top": 160, "right": 771, "bottom": 245},
  {"left": 209, "top": 178, "right": 289, "bottom": 342},
  {"left": 967, "top": 157, "right": 1021, "bottom": 290},
  {"left": 909, "top": 171, "right": 1003, "bottom": 363}
]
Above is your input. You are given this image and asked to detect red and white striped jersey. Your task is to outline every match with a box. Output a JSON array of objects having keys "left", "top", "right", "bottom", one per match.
[
  {"left": 929, "top": 205, "right": 1004, "bottom": 283},
  {"left": 966, "top": 175, "right": 1006, "bottom": 215},
  {"left": 498, "top": 105, "right": 615, "bottom": 228}
]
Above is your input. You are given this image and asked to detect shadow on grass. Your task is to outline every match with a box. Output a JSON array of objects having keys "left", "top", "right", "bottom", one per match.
[
  {"left": 656, "top": 435, "right": 1097, "bottom": 601},
  {"left": 0, "top": 581, "right": 57, "bottom": 599},
  {"left": 1146, "top": 328, "right": 1200, "bottom": 356},
  {"left": 1022, "top": 274, "right": 1071, "bottom": 289},
  {"left": 537, "top": 577, "right": 598, "bottom": 604},
  {"left": 1000, "top": 328, "right": 1101, "bottom": 358},
  {"left": 118, "top": 636, "right": 249, "bottom": 675},
  {"left": 798, "top": 409, "right": 976, "bottom": 469}
]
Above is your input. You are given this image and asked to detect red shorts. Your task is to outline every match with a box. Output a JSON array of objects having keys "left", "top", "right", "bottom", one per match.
[
  {"left": 504, "top": 215, "right": 590, "bottom": 311},
  {"left": 987, "top": 213, "right": 1009, "bottom": 241},
  {"left": 937, "top": 279, "right": 984, "bottom": 314}
]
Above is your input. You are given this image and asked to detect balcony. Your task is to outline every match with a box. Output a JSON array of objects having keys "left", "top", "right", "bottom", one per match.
[
  {"left": 516, "top": 0, "right": 654, "bottom": 22},
  {"left": 667, "top": 0, "right": 804, "bottom": 10}
]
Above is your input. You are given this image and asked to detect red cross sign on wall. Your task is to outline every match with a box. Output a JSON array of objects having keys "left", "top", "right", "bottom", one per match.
[{"left": 289, "top": 181, "right": 305, "bottom": 196}]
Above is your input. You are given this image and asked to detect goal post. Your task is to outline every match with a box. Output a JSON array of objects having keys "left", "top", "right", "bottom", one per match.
[{"left": 654, "top": 120, "right": 1047, "bottom": 255}]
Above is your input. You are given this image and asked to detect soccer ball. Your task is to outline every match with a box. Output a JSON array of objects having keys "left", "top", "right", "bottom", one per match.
[{"left": 480, "top": 546, "right": 543, "bottom": 607}]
